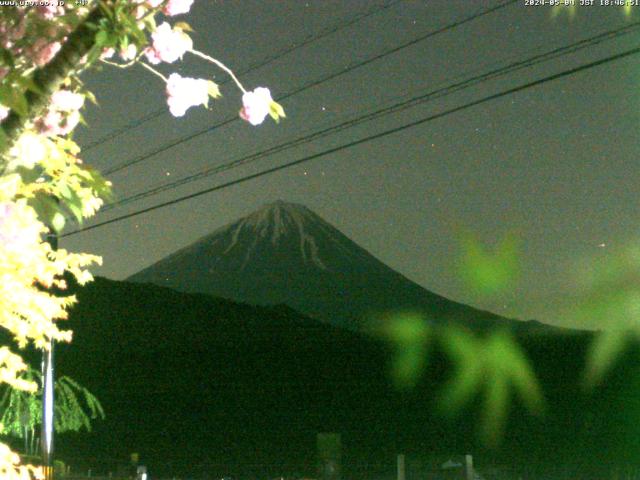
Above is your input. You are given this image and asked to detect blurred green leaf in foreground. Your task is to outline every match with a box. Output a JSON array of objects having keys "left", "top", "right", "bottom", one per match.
[
  {"left": 457, "top": 232, "right": 521, "bottom": 299},
  {"left": 438, "top": 327, "right": 544, "bottom": 446}
]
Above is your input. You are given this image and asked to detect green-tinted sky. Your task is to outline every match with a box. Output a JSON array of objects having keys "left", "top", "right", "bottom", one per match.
[{"left": 64, "top": 0, "right": 640, "bottom": 329}]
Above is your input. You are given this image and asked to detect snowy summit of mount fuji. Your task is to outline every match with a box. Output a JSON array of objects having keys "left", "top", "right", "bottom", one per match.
[
  {"left": 219, "top": 200, "right": 339, "bottom": 270},
  {"left": 128, "top": 200, "right": 524, "bottom": 331}
]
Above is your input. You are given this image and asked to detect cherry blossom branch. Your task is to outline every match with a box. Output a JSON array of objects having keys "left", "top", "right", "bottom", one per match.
[
  {"left": 188, "top": 49, "right": 247, "bottom": 94},
  {"left": 100, "top": 57, "right": 139, "bottom": 70},
  {"left": 139, "top": 62, "right": 169, "bottom": 82},
  {"left": 104, "top": 52, "right": 169, "bottom": 89}
]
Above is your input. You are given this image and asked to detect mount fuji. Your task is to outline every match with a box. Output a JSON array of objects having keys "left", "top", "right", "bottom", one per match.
[{"left": 128, "top": 201, "right": 524, "bottom": 330}]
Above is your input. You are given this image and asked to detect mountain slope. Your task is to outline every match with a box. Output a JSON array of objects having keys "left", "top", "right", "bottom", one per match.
[
  {"left": 44, "top": 277, "right": 639, "bottom": 479},
  {"left": 128, "top": 201, "right": 517, "bottom": 330}
]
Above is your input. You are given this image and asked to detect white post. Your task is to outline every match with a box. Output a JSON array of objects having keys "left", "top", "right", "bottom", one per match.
[
  {"left": 465, "top": 454, "right": 473, "bottom": 480},
  {"left": 397, "top": 454, "right": 406, "bottom": 480}
]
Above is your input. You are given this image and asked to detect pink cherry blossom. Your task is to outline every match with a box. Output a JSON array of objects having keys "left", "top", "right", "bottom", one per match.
[
  {"left": 59, "top": 110, "right": 80, "bottom": 135},
  {"left": 239, "top": 87, "right": 273, "bottom": 126},
  {"left": 0, "top": 202, "right": 20, "bottom": 245},
  {"left": 51, "top": 90, "right": 85, "bottom": 112},
  {"left": 134, "top": 5, "right": 145, "bottom": 19},
  {"left": 163, "top": 0, "right": 194, "bottom": 16},
  {"left": 36, "top": 108, "right": 80, "bottom": 137},
  {"left": 36, "top": 4, "right": 65, "bottom": 20},
  {"left": 145, "top": 22, "right": 192, "bottom": 64},
  {"left": 34, "top": 90, "right": 84, "bottom": 137},
  {"left": 30, "top": 39, "right": 61, "bottom": 67},
  {"left": 131, "top": 0, "right": 161, "bottom": 17},
  {"left": 165, "top": 73, "right": 209, "bottom": 117},
  {"left": 100, "top": 48, "right": 115, "bottom": 60},
  {"left": 142, "top": 46, "right": 161, "bottom": 65},
  {"left": 0, "top": 202, "right": 39, "bottom": 248},
  {"left": 0, "top": 202, "right": 11, "bottom": 220},
  {"left": 120, "top": 44, "right": 137, "bottom": 61},
  {"left": 39, "top": 110, "right": 64, "bottom": 136},
  {"left": 1, "top": 16, "right": 26, "bottom": 46}
]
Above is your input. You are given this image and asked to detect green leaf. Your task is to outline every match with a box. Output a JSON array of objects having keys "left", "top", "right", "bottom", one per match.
[
  {"left": 0, "top": 127, "right": 7, "bottom": 153},
  {"left": 143, "top": 14, "right": 157, "bottom": 33},
  {"left": 437, "top": 327, "right": 543, "bottom": 446},
  {"left": 378, "top": 314, "right": 430, "bottom": 390},
  {"left": 60, "top": 188, "right": 85, "bottom": 223},
  {"left": 51, "top": 212, "right": 66, "bottom": 233},
  {"left": 78, "top": 165, "right": 113, "bottom": 202},
  {"left": 458, "top": 233, "right": 521, "bottom": 298},
  {"left": 584, "top": 329, "right": 628, "bottom": 388},
  {"left": 119, "top": 34, "right": 129, "bottom": 52},
  {"left": 20, "top": 76, "right": 45, "bottom": 96},
  {"left": 98, "top": 2, "right": 115, "bottom": 20},
  {"left": 391, "top": 343, "right": 428, "bottom": 390},
  {"left": 498, "top": 333, "right": 544, "bottom": 414},
  {"left": 14, "top": 166, "right": 42, "bottom": 184},
  {"left": 437, "top": 328, "right": 482, "bottom": 414},
  {"left": 268, "top": 100, "right": 286, "bottom": 122},
  {"left": 0, "top": 48, "right": 14, "bottom": 68},
  {"left": 0, "top": 86, "right": 29, "bottom": 117},
  {"left": 94, "top": 30, "right": 109, "bottom": 48},
  {"left": 84, "top": 90, "right": 98, "bottom": 106},
  {"left": 27, "top": 192, "right": 60, "bottom": 228},
  {"left": 207, "top": 81, "right": 221, "bottom": 99},
  {"left": 481, "top": 373, "right": 508, "bottom": 447},
  {"left": 174, "top": 21, "right": 194, "bottom": 32},
  {"left": 481, "top": 331, "right": 543, "bottom": 445}
]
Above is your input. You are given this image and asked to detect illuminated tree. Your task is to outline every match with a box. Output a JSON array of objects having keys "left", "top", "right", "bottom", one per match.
[{"left": 0, "top": 2, "right": 284, "bottom": 477}]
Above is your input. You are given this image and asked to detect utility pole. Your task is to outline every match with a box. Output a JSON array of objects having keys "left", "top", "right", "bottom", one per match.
[
  {"left": 41, "top": 228, "right": 56, "bottom": 480},
  {"left": 397, "top": 454, "right": 406, "bottom": 480},
  {"left": 317, "top": 433, "right": 341, "bottom": 480},
  {"left": 465, "top": 454, "right": 473, "bottom": 480}
]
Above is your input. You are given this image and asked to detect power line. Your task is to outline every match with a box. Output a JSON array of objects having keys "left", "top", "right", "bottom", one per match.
[
  {"left": 81, "top": 0, "right": 404, "bottom": 152},
  {"left": 100, "top": 0, "right": 519, "bottom": 176},
  {"left": 62, "top": 44, "right": 640, "bottom": 238},
  {"left": 101, "top": 22, "right": 640, "bottom": 211}
]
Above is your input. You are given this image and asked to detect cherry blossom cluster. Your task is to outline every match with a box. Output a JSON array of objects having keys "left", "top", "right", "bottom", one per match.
[
  {"left": 127, "top": 1, "right": 285, "bottom": 124},
  {"left": 0, "top": 85, "right": 85, "bottom": 140},
  {"left": 100, "top": 0, "right": 195, "bottom": 63},
  {"left": 0, "top": 5, "right": 86, "bottom": 74},
  {"left": 0, "top": 4, "right": 92, "bottom": 138},
  {"left": 144, "top": 22, "right": 193, "bottom": 64},
  {"left": 1, "top": 0, "right": 285, "bottom": 141},
  {"left": 36, "top": 89, "right": 85, "bottom": 137},
  {"left": 137, "top": 0, "right": 194, "bottom": 18}
]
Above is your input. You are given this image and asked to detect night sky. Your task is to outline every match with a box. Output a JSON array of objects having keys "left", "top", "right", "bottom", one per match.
[{"left": 63, "top": 0, "right": 640, "bottom": 329}]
